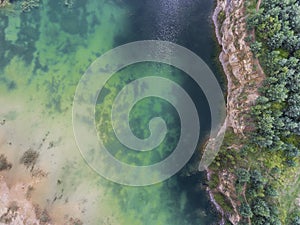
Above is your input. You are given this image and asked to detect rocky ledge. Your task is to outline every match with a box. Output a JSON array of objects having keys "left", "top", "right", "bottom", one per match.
[{"left": 208, "top": 0, "right": 266, "bottom": 224}]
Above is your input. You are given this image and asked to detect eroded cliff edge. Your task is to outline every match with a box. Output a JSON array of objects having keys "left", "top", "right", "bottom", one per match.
[{"left": 208, "top": 0, "right": 265, "bottom": 224}]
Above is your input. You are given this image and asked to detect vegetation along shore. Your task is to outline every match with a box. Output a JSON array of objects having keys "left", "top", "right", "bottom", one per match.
[{"left": 209, "top": 0, "right": 300, "bottom": 224}]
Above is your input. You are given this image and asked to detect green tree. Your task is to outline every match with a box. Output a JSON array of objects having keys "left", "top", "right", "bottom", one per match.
[
  {"left": 265, "top": 184, "right": 278, "bottom": 197},
  {"left": 236, "top": 168, "right": 250, "bottom": 184},
  {"left": 239, "top": 202, "right": 253, "bottom": 218},
  {"left": 252, "top": 198, "right": 270, "bottom": 218},
  {"left": 289, "top": 215, "right": 300, "bottom": 225},
  {"left": 251, "top": 41, "right": 263, "bottom": 57}
]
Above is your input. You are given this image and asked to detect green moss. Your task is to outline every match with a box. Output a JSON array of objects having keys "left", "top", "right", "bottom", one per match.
[
  {"left": 214, "top": 193, "right": 234, "bottom": 213},
  {"left": 209, "top": 173, "right": 220, "bottom": 189},
  {"left": 218, "top": 11, "right": 226, "bottom": 25}
]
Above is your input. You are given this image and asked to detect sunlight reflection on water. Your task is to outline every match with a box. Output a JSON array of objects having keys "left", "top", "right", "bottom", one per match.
[{"left": 154, "top": 0, "right": 197, "bottom": 41}]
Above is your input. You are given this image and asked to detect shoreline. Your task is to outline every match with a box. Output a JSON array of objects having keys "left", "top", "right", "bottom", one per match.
[
  {"left": 206, "top": 0, "right": 237, "bottom": 223},
  {"left": 207, "top": 0, "right": 265, "bottom": 223},
  {"left": 206, "top": 168, "right": 225, "bottom": 225}
]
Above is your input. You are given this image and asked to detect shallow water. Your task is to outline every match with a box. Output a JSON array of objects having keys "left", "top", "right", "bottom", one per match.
[{"left": 0, "top": 0, "right": 223, "bottom": 224}]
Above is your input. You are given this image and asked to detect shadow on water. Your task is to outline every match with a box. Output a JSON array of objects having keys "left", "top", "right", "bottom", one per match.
[
  {"left": 0, "top": 0, "right": 224, "bottom": 223},
  {"left": 110, "top": 0, "right": 223, "bottom": 224},
  {"left": 0, "top": 9, "right": 40, "bottom": 70},
  {"left": 47, "top": 0, "right": 89, "bottom": 36},
  {"left": 114, "top": 0, "right": 226, "bottom": 86}
]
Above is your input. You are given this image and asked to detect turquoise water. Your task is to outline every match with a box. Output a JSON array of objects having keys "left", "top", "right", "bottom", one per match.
[{"left": 0, "top": 0, "right": 223, "bottom": 224}]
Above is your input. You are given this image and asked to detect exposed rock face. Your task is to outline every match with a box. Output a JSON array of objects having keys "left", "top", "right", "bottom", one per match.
[
  {"left": 0, "top": 0, "right": 10, "bottom": 8},
  {"left": 214, "top": 0, "right": 265, "bottom": 136},
  {"left": 209, "top": 0, "right": 266, "bottom": 224},
  {"left": 206, "top": 170, "right": 226, "bottom": 225},
  {"left": 217, "top": 170, "right": 240, "bottom": 224}
]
